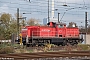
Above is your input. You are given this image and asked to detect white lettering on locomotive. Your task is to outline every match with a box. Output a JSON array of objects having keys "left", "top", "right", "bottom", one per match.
[{"left": 41, "top": 29, "right": 50, "bottom": 32}]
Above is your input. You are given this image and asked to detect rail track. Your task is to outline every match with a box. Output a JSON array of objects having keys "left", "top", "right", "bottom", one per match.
[{"left": 0, "top": 51, "right": 90, "bottom": 60}]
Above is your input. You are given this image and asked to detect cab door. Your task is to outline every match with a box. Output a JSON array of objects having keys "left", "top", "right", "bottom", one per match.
[{"left": 56, "top": 24, "right": 66, "bottom": 37}]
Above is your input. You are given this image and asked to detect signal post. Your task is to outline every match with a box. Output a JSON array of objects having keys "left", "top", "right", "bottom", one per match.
[{"left": 19, "top": 33, "right": 23, "bottom": 45}]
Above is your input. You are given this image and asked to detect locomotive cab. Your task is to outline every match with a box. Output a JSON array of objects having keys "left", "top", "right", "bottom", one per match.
[
  {"left": 47, "top": 22, "right": 56, "bottom": 27},
  {"left": 56, "top": 22, "right": 66, "bottom": 28},
  {"left": 47, "top": 22, "right": 66, "bottom": 28}
]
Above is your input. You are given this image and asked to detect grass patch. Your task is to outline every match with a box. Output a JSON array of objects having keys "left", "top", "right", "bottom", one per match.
[
  {"left": 0, "top": 43, "right": 27, "bottom": 54},
  {"left": 0, "top": 43, "right": 14, "bottom": 54},
  {"left": 77, "top": 44, "right": 90, "bottom": 51},
  {"left": 29, "top": 50, "right": 33, "bottom": 53}
]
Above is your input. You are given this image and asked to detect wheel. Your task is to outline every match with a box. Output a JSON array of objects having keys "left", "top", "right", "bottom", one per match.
[{"left": 26, "top": 44, "right": 30, "bottom": 47}]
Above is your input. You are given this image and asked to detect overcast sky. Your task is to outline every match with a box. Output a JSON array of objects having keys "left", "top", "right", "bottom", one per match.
[{"left": 0, "top": 0, "right": 90, "bottom": 26}]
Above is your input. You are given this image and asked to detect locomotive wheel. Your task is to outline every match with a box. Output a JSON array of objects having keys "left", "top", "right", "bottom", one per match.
[
  {"left": 26, "top": 44, "right": 30, "bottom": 47},
  {"left": 70, "top": 42, "right": 74, "bottom": 46},
  {"left": 44, "top": 40, "right": 50, "bottom": 44},
  {"left": 62, "top": 40, "right": 67, "bottom": 46},
  {"left": 66, "top": 42, "right": 71, "bottom": 46}
]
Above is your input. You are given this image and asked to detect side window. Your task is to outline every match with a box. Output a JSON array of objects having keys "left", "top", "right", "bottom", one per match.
[
  {"left": 58, "top": 25, "right": 63, "bottom": 28},
  {"left": 53, "top": 24, "right": 56, "bottom": 27}
]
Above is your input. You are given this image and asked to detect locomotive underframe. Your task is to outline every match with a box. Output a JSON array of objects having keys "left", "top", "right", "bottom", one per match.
[{"left": 22, "top": 37, "right": 83, "bottom": 46}]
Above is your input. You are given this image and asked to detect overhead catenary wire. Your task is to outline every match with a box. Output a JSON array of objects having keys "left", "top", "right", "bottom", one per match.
[
  {"left": 0, "top": 0, "right": 90, "bottom": 24},
  {"left": 0, "top": 0, "right": 90, "bottom": 11},
  {"left": 0, "top": 1, "right": 89, "bottom": 14}
]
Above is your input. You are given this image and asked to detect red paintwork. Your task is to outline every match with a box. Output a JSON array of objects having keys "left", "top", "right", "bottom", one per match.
[
  {"left": 21, "top": 28, "right": 27, "bottom": 38},
  {"left": 21, "top": 22, "right": 79, "bottom": 38}
]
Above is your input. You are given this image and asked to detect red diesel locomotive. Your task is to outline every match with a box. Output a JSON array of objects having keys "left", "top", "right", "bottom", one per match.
[{"left": 21, "top": 22, "right": 83, "bottom": 46}]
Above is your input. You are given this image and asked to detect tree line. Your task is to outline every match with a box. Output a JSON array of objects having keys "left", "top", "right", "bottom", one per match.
[{"left": 0, "top": 13, "right": 40, "bottom": 40}]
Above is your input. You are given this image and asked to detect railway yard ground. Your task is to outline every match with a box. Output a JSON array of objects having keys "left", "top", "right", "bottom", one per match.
[{"left": 0, "top": 43, "right": 90, "bottom": 60}]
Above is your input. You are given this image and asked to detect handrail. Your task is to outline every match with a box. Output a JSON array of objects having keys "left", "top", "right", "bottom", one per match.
[{"left": 32, "top": 31, "right": 57, "bottom": 37}]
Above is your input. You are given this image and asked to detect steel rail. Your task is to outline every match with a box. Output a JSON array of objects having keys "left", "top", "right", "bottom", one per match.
[{"left": 0, "top": 51, "right": 90, "bottom": 59}]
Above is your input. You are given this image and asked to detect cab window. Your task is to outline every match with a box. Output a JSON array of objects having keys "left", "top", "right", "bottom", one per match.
[{"left": 58, "top": 25, "right": 63, "bottom": 28}]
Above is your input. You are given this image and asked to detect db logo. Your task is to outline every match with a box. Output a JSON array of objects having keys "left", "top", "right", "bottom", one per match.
[{"left": 59, "top": 30, "right": 62, "bottom": 32}]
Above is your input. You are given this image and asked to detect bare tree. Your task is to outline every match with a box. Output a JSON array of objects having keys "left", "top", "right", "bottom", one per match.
[
  {"left": 68, "top": 22, "right": 78, "bottom": 27},
  {"left": 27, "top": 18, "right": 40, "bottom": 26}
]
